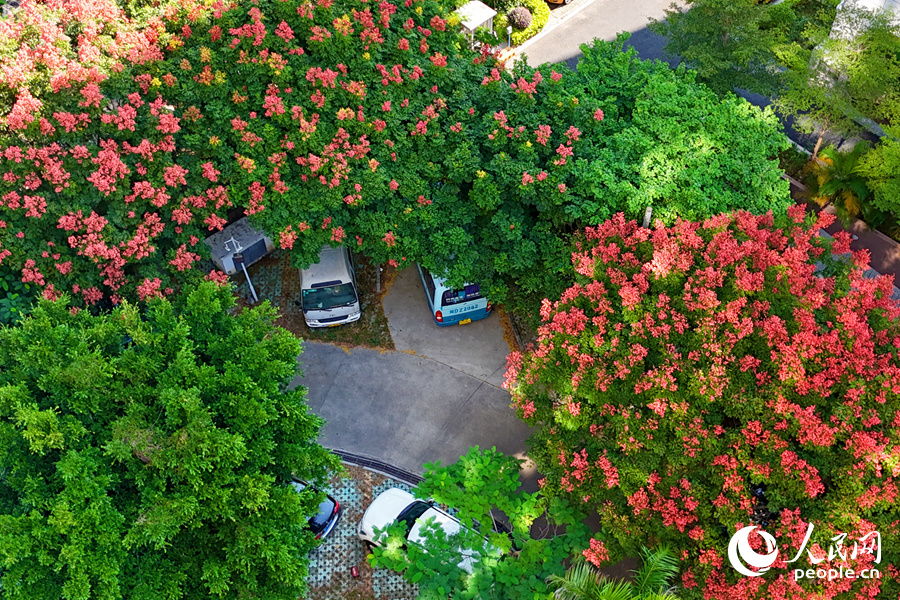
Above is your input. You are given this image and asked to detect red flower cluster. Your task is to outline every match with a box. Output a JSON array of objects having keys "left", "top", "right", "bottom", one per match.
[{"left": 507, "top": 209, "right": 900, "bottom": 598}]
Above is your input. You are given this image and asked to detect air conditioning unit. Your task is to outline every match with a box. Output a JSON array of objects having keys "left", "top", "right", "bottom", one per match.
[{"left": 204, "top": 217, "right": 274, "bottom": 275}]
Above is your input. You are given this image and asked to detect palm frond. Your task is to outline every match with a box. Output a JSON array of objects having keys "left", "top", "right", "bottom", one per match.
[
  {"left": 547, "top": 561, "right": 605, "bottom": 600},
  {"left": 596, "top": 579, "right": 638, "bottom": 600},
  {"left": 631, "top": 546, "right": 680, "bottom": 596}
]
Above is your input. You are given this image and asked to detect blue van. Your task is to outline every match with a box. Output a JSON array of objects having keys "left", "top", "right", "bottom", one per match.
[{"left": 416, "top": 264, "right": 492, "bottom": 326}]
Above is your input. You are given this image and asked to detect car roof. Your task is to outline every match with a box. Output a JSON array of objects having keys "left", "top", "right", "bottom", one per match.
[
  {"left": 364, "top": 487, "right": 417, "bottom": 529},
  {"left": 419, "top": 265, "right": 473, "bottom": 295},
  {"left": 408, "top": 506, "right": 501, "bottom": 574},
  {"left": 300, "top": 246, "right": 353, "bottom": 286}
]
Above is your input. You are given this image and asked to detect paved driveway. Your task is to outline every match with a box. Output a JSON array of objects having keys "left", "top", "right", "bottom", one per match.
[
  {"left": 289, "top": 266, "right": 537, "bottom": 486},
  {"left": 518, "top": 0, "right": 680, "bottom": 70}
]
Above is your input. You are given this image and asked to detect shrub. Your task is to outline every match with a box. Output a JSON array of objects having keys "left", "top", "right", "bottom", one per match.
[
  {"left": 494, "top": 0, "right": 549, "bottom": 45},
  {"left": 481, "top": 0, "right": 520, "bottom": 15},
  {"left": 507, "top": 6, "right": 532, "bottom": 29}
]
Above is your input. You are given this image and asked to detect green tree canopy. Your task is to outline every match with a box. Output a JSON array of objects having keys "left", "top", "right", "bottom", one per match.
[
  {"left": 0, "top": 0, "right": 790, "bottom": 318},
  {"left": 650, "top": 0, "right": 808, "bottom": 95},
  {"left": 368, "top": 447, "right": 592, "bottom": 600},
  {"left": 859, "top": 125, "right": 900, "bottom": 216},
  {"left": 773, "top": 3, "right": 900, "bottom": 157},
  {"left": 0, "top": 280, "right": 340, "bottom": 600}
]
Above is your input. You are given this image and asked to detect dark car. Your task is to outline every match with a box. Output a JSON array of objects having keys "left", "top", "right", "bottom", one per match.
[{"left": 291, "top": 479, "right": 341, "bottom": 540}]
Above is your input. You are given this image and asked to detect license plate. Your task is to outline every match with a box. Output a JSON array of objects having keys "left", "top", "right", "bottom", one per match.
[
  {"left": 459, "top": 318, "right": 472, "bottom": 325},
  {"left": 328, "top": 322, "right": 341, "bottom": 327}
]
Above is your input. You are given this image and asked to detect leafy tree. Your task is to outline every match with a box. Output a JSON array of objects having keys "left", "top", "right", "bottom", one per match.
[
  {"left": 0, "top": 280, "right": 341, "bottom": 600},
  {"left": 649, "top": 0, "right": 803, "bottom": 97},
  {"left": 859, "top": 125, "right": 900, "bottom": 216},
  {"left": 773, "top": 4, "right": 900, "bottom": 157},
  {"left": 368, "top": 447, "right": 592, "bottom": 600},
  {"left": 0, "top": 268, "right": 35, "bottom": 325},
  {"left": 547, "top": 547, "right": 680, "bottom": 600},
  {"left": 0, "top": 0, "right": 790, "bottom": 316},
  {"left": 505, "top": 207, "right": 900, "bottom": 599},
  {"left": 806, "top": 142, "right": 873, "bottom": 225},
  {"left": 826, "top": 6, "right": 900, "bottom": 129}
]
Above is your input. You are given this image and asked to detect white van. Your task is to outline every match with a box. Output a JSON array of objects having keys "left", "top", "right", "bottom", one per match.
[
  {"left": 299, "top": 246, "right": 361, "bottom": 328},
  {"left": 416, "top": 264, "right": 491, "bottom": 327}
]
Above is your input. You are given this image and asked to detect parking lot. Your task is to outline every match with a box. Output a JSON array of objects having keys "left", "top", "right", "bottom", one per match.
[
  {"left": 292, "top": 266, "right": 536, "bottom": 481},
  {"left": 294, "top": 266, "right": 539, "bottom": 598}
]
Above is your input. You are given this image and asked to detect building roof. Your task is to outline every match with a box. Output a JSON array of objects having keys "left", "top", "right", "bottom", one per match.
[{"left": 453, "top": 0, "right": 497, "bottom": 32}]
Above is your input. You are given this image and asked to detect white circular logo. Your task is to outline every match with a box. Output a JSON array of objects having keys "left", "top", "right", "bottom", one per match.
[{"left": 728, "top": 525, "right": 779, "bottom": 577}]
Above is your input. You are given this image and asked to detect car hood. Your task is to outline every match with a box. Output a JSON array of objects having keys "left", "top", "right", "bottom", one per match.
[{"left": 360, "top": 487, "right": 416, "bottom": 541}]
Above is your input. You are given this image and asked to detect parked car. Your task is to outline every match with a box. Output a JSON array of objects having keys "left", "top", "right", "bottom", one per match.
[
  {"left": 416, "top": 264, "right": 492, "bottom": 327},
  {"left": 291, "top": 479, "right": 341, "bottom": 540},
  {"left": 299, "top": 246, "right": 361, "bottom": 328},
  {"left": 358, "top": 487, "right": 502, "bottom": 572}
]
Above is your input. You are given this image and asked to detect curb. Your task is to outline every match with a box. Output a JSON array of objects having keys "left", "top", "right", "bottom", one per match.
[
  {"left": 508, "top": 0, "right": 601, "bottom": 65},
  {"left": 330, "top": 448, "right": 424, "bottom": 486}
]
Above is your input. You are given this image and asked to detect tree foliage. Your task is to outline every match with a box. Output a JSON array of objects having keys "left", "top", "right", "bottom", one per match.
[
  {"left": 505, "top": 207, "right": 900, "bottom": 599},
  {"left": 649, "top": 0, "right": 809, "bottom": 97},
  {"left": 546, "top": 546, "right": 680, "bottom": 600},
  {"left": 859, "top": 125, "right": 900, "bottom": 217},
  {"left": 368, "top": 447, "right": 592, "bottom": 600},
  {"left": 0, "top": 280, "right": 341, "bottom": 600},
  {"left": 0, "top": 0, "right": 789, "bottom": 315},
  {"left": 773, "top": 4, "right": 900, "bottom": 157}
]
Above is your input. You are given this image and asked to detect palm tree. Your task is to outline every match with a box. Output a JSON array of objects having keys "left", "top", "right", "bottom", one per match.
[
  {"left": 546, "top": 546, "right": 680, "bottom": 600},
  {"left": 807, "top": 142, "right": 877, "bottom": 226}
]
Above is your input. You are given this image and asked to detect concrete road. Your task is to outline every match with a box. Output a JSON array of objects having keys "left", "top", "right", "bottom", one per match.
[
  {"left": 288, "top": 266, "right": 537, "bottom": 484},
  {"left": 382, "top": 266, "right": 511, "bottom": 388},
  {"left": 519, "top": 0, "right": 681, "bottom": 70}
]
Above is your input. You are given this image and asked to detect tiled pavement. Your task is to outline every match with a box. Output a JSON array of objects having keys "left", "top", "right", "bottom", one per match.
[{"left": 307, "top": 465, "right": 419, "bottom": 600}]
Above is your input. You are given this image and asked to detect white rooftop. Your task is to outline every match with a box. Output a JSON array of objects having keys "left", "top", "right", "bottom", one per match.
[{"left": 453, "top": 0, "right": 497, "bottom": 32}]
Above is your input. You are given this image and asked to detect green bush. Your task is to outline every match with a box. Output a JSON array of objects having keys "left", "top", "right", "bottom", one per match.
[
  {"left": 482, "top": 0, "right": 520, "bottom": 15},
  {"left": 493, "top": 0, "right": 549, "bottom": 45}
]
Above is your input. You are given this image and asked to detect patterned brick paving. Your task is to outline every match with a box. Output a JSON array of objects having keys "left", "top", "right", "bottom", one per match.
[{"left": 305, "top": 465, "right": 418, "bottom": 600}]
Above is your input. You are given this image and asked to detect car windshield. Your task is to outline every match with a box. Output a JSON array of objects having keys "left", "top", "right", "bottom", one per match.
[
  {"left": 396, "top": 500, "right": 431, "bottom": 538},
  {"left": 302, "top": 283, "right": 357, "bottom": 311},
  {"left": 290, "top": 480, "right": 336, "bottom": 534},
  {"left": 441, "top": 284, "right": 481, "bottom": 307},
  {"left": 307, "top": 496, "right": 337, "bottom": 533}
]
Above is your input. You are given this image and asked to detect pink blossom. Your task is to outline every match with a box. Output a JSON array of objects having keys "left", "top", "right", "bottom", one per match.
[{"left": 136, "top": 278, "right": 164, "bottom": 301}]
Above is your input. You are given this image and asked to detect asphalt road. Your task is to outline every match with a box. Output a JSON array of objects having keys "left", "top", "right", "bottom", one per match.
[
  {"left": 519, "top": 0, "right": 680, "bottom": 70},
  {"left": 288, "top": 267, "right": 538, "bottom": 486}
]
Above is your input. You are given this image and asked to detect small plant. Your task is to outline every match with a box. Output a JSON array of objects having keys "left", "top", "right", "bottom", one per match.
[
  {"left": 806, "top": 142, "right": 875, "bottom": 226},
  {"left": 0, "top": 269, "right": 35, "bottom": 326},
  {"left": 507, "top": 6, "right": 532, "bottom": 29}
]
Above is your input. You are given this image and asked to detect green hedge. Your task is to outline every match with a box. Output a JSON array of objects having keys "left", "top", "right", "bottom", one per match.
[{"left": 494, "top": 0, "right": 549, "bottom": 46}]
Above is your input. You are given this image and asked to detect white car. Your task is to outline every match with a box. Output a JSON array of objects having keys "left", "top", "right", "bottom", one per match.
[{"left": 358, "top": 487, "right": 503, "bottom": 573}]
